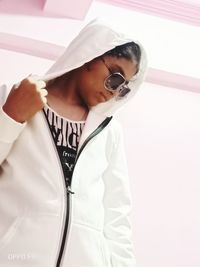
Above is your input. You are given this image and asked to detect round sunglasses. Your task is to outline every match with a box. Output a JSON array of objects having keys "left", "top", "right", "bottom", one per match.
[{"left": 100, "top": 57, "right": 132, "bottom": 100}]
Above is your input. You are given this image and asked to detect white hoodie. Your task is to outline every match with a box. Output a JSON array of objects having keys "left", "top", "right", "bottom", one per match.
[{"left": 0, "top": 19, "right": 148, "bottom": 267}]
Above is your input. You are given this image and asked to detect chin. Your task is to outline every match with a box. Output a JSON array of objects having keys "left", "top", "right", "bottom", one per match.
[
  {"left": 88, "top": 101, "right": 100, "bottom": 108},
  {"left": 87, "top": 98, "right": 104, "bottom": 107}
]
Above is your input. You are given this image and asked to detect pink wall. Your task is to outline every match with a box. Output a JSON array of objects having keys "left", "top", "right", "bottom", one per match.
[
  {"left": 0, "top": 0, "right": 199, "bottom": 25},
  {"left": 0, "top": 1, "right": 200, "bottom": 267},
  {"left": 0, "top": 0, "right": 94, "bottom": 19},
  {"left": 99, "top": 0, "right": 200, "bottom": 27},
  {"left": 117, "top": 82, "right": 200, "bottom": 267}
]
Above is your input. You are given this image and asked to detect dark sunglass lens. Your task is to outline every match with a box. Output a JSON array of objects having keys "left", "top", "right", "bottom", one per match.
[
  {"left": 105, "top": 74, "right": 125, "bottom": 90},
  {"left": 118, "top": 87, "right": 131, "bottom": 98}
]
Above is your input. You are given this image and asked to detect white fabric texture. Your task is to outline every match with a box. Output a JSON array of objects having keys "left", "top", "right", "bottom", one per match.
[{"left": 0, "top": 19, "right": 148, "bottom": 267}]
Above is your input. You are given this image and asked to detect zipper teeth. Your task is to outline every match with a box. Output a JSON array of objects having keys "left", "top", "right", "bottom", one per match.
[
  {"left": 42, "top": 109, "right": 75, "bottom": 267},
  {"left": 74, "top": 116, "right": 113, "bottom": 165},
  {"left": 58, "top": 116, "right": 113, "bottom": 267},
  {"left": 56, "top": 193, "right": 70, "bottom": 267},
  {"left": 43, "top": 110, "right": 113, "bottom": 267},
  {"left": 41, "top": 110, "right": 68, "bottom": 267}
]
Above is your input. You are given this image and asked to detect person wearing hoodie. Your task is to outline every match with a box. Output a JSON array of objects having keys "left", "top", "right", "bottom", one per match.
[{"left": 0, "top": 19, "right": 147, "bottom": 267}]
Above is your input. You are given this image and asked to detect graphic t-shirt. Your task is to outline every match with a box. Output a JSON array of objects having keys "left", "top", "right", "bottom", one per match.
[{"left": 43, "top": 105, "right": 85, "bottom": 186}]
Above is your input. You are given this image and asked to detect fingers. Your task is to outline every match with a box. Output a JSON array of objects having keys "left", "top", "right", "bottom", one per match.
[
  {"left": 13, "top": 74, "right": 48, "bottom": 105},
  {"left": 26, "top": 74, "right": 48, "bottom": 103},
  {"left": 35, "top": 80, "right": 46, "bottom": 91},
  {"left": 40, "top": 95, "right": 47, "bottom": 104},
  {"left": 40, "top": 89, "right": 48, "bottom": 97},
  {"left": 27, "top": 76, "right": 46, "bottom": 90},
  {"left": 39, "top": 89, "right": 48, "bottom": 104},
  {"left": 14, "top": 75, "right": 47, "bottom": 91}
]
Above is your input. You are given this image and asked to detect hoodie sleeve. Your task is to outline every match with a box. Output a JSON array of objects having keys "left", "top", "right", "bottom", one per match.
[
  {"left": 102, "top": 120, "right": 137, "bottom": 267},
  {"left": 0, "top": 84, "right": 27, "bottom": 165}
]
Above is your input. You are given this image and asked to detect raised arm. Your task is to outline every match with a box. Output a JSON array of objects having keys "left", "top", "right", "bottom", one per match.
[{"left": 0, "top": 77, "right": 47, "bottom": 165}]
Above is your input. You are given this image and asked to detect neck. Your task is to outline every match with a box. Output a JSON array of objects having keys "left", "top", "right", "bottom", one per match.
[
  {"left": 47, "top": 70, "right": 85, "bottom": 107},
  {"left": 46, "top": 70, "right": 89, "bottom": 121}
]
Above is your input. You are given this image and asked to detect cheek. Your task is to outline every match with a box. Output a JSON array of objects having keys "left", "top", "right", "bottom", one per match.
[
  {"left": 77, "top": 65, "right": 108, "bottom": 106},
  {"left": 81, "top": 72, "right": 103, "bottom": 94},
  {"left": 77, "top": 79, "right": 97, "bottom": 105}
]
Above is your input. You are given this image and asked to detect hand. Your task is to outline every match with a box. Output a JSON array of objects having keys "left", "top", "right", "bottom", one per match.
[{"left": 2, "top": 75, "right": 48, "bottom": 123}]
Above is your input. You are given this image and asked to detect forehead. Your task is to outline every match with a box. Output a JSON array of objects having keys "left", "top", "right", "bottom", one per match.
[{"left": 105, "top": 56, "right": 138, "bottom": 80}]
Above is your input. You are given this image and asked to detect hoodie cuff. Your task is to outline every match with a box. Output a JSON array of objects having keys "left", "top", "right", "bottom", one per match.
[{"left": 0, "top": 106, "right": 27, "bottom": 143}]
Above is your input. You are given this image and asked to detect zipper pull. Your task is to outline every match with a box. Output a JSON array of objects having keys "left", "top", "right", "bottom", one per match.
[{"left": 67, "top": 185, "right": 75, "bottom": 194}]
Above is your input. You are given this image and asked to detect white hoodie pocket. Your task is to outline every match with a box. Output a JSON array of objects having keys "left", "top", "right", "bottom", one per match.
[
  {"left": 0, "top": 216, "right": 24, "bottom": 250},
  {"left": 62, "top": 222, "right": 111, "bottom": 267}
]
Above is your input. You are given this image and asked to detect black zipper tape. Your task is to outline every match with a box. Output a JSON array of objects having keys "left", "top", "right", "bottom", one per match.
[{"left": 43, "top": 110, "right": 112, "bottom": 267}]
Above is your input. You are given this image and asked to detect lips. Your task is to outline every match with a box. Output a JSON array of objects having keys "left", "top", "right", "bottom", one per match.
[{"left": 100, "top": 91, "right": 114, "bottom": 101}]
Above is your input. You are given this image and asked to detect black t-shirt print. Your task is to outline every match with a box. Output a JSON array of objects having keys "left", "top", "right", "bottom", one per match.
[{"left": 43, "top": 106, "right": 85, "bottom": 185}]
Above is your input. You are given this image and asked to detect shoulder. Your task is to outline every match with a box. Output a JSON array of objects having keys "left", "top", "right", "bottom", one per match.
[
  {"left": 107, "top": 117, "right": 124, "bottom": 145},
  {"left": 110, "top": 117, "right": 123, "bottom": 132}
]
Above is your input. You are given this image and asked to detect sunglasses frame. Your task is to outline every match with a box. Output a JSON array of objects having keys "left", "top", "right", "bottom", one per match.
[{"left": 100, "top": 57, "right": 131, "bottom": 100}]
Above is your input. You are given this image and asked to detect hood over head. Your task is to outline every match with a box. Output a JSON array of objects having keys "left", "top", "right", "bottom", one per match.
[{"left": 40, "top": 18, "right": 148, "bottom": 117}]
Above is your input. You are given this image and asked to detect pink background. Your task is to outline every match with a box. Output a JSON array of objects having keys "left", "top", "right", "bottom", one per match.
[{"left": 0, "top": 1, "right": 200, "bottom": 267}]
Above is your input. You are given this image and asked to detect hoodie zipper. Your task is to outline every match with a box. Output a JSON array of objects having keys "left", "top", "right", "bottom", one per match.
[
  {"left": 42, "top": 110, "right": 112, "bottom": 267},
  {"left": 41, "top": 111, "right": 69, "bottom": 266},
  {"left": 55, "top": 116, "right": 113, "bottom": 267}
]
